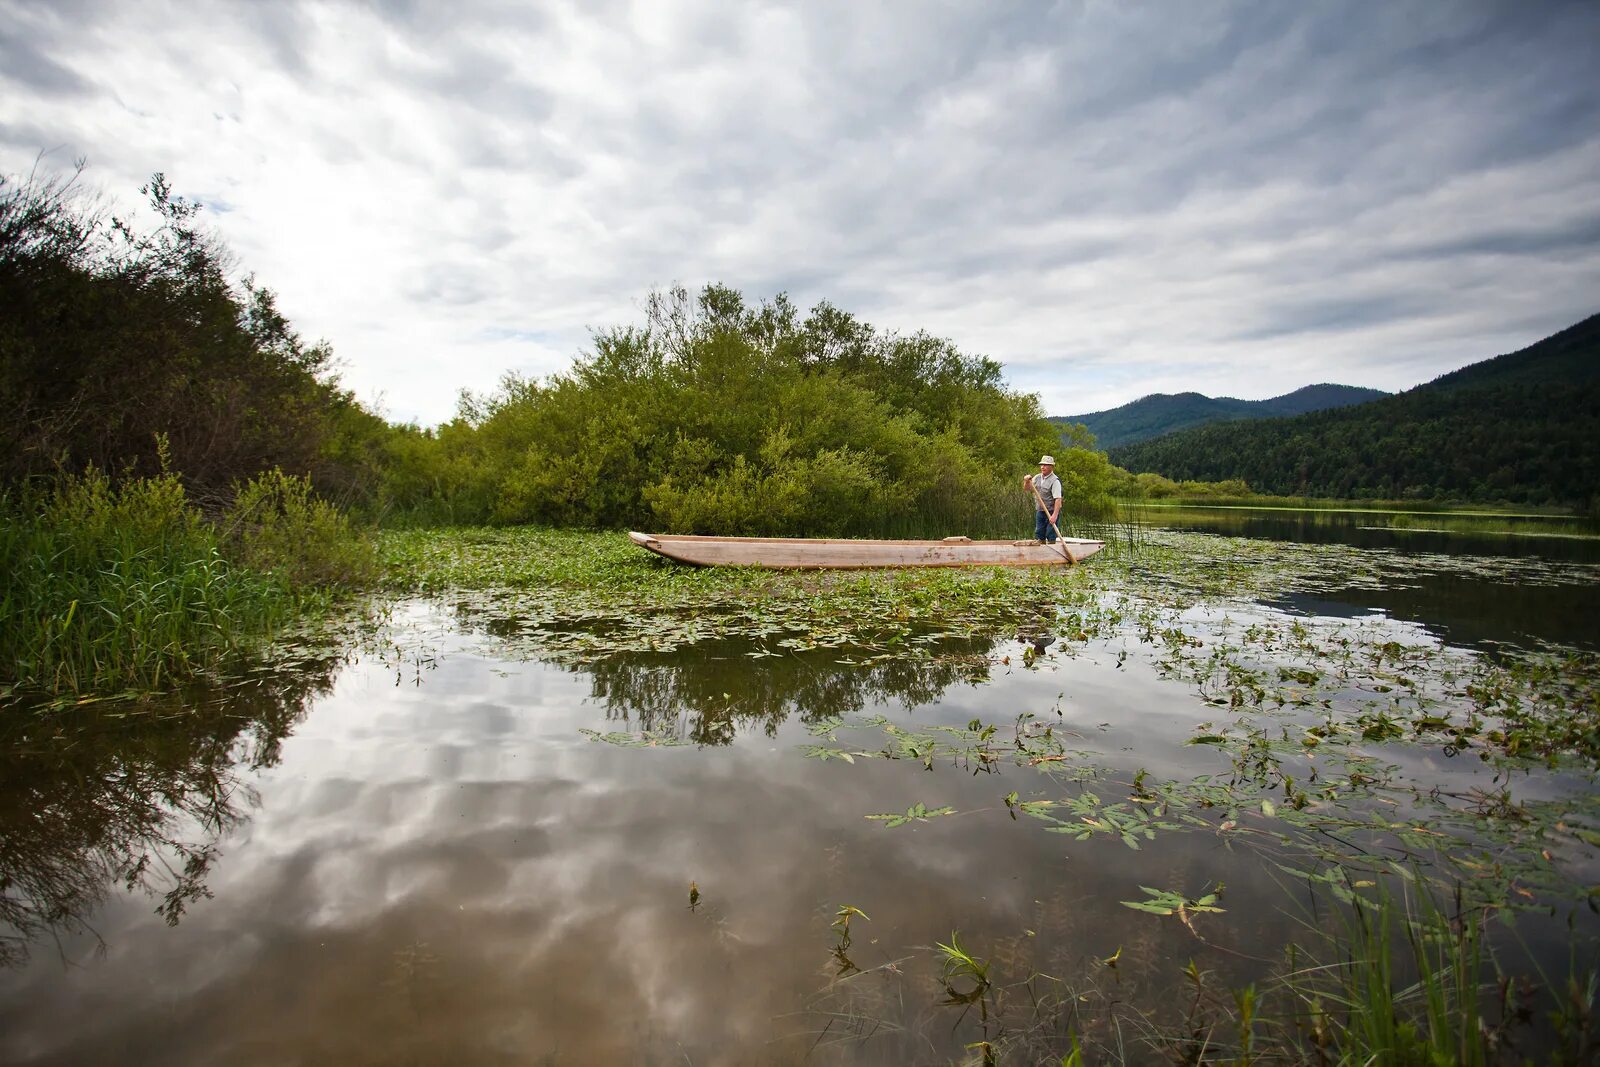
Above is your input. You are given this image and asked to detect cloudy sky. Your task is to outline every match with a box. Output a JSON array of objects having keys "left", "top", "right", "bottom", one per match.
[{"left": 3, "top": 0, "right": 1597, "bottom": 424}]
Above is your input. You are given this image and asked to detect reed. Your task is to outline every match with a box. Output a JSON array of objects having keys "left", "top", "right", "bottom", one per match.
[
  {"left": 1, "top": 465, "right": 371, "bottom": 700},
  {"left": 1303, "top": 884, "right": 1488, "bottom": 1065}
]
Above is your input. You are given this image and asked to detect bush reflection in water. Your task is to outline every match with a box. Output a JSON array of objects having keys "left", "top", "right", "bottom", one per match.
[{"left": 0, "top": 658, "right": 341, "bottom": 966}]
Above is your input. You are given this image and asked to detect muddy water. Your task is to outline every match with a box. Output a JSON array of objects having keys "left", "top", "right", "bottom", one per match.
[{"left": 1, "top": 535, "right": 1597, "bottom": 1064}]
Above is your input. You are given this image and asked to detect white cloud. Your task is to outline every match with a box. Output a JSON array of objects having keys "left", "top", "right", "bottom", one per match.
[{"left": 3, "top": 0, "right": 1597, "bottom": 423}]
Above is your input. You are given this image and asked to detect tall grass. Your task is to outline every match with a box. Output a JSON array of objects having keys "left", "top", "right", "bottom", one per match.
[
  {"left": 1291, "top": 883, "right": 1491, "bottom": 1065},
  {"left": 960, "top": 874, "right": 1595, "bottom": 1064},
  {"left": 221, "top": 468, "right": 379, "bottom": 587},
  {"left": 0, "top": 465, "right": 374, "bottom": 699}
]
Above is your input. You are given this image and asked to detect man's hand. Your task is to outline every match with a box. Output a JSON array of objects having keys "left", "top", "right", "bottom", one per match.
[{"left": 1023, "top": 474, "right": 1035, "bottom": 489}]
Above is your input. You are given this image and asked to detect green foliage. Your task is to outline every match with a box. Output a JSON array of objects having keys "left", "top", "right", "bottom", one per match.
[
  {"left": 373, "top": 284, "right": 1067, "bottom": 536},
  {"left": 0, "top": 463, "right": 373, "bottom": 699},
  {"left": 0, "top": 467, "right": 292, "bottom": 696},
  {"left": 1110, "top": 469, "right": 1254, "bottom": 500},
  {"left": 1285, "top": 883, "right": 1495, "bottom": 1066},
  {"left": 1120, "top": 884, "right": 1225, "bottom": 917},
  {"left": 223, "top": 469, "right": 378, "bottom": 587},
  {"left": 1112, "top": 313, "right": 1600, "bottom": 507},
  {"left": 936, "top": 930, "right": 992, "bottom": 989},
  {"left": 0, "top": 165, "right": 369, "bottom": 500},
  {"left": 1050, "top": 446, "right": 1117, "bottom": 518},
  {"left": 865, "top": 802, "right": 957, "bottom": 828}
]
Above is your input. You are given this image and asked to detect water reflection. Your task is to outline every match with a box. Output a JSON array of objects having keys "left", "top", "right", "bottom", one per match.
[
  {"left": 0, "top": 644, "right": 1323, "bottom": 1064},
  {"left": 0, "top": 664, "right": 339, "bottom": 966},
  {"left": 1133, "top": 503, "right": 1600, "bottom": 561},
  {"left": 1135, "top": 505, "right": 1600, "bottom": 652},
  {"left": 2, "top": 532, "right": 1598, "bottom": 1067},
  {"left": 580, "top": 635, "right": 1000, "bottom": 744},
  {"left": 1270, "top": 576, "right": 1600, "bottom": 652},
  {"left": 0, "top": 589, "right": 1594, "bottom": 1063}
]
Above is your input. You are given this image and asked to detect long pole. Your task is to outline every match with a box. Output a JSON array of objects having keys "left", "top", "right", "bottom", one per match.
[{"left": 1027, "top": 477, "right": 1073, "bottom": 563}]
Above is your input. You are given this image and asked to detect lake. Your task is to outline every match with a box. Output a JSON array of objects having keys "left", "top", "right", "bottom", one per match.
[{"left": 2, "top": 515, "right": 1597, "bottom": 1064}]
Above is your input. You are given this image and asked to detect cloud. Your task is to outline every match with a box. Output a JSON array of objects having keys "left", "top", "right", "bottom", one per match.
[{"left": 2, "top": 0, "right": 1597, "bottom": 422}]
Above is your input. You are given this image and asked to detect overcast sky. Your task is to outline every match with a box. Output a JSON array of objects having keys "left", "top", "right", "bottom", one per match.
[{"left": 3, "top": 0, "right": 1597, "bottom": 424}]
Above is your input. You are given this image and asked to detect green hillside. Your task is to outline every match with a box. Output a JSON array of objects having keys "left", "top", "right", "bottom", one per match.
[
  {"left": 1055, "top": 384, "right": 1385, "bottom": 449},
  {"left": 1109, "top": 313, "right": 1600, "bottom": 508}
]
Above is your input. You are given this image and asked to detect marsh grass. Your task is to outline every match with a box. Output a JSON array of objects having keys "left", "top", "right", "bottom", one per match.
[
  {"left": 1, "top": 465, "right": 373, "bottom": 700},
  {"left": 222, "top": 468, "right": 379, "bottom": 587},
  {"left": 799, "top": 879, "right": 1593, "bottom": 1066},
  {"left": 1264, "top": 879, "right": 1497, "bottom": 1065}
]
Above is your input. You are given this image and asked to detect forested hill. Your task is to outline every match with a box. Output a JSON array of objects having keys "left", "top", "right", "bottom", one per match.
[
  {"left": 1109, "top": 313, "right": 1600, "bottom": 508},
  {"left": 1054, "top": 383, "right": 1386, "bottom": 449}
]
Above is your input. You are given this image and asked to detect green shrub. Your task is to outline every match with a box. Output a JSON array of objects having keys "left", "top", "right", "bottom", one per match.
[
  {"left": 0, "top": 469, "right": 293, "bottom": 696},
  {"left": 363, "top": 285, "right": 1075, "bottom": 536},
  {"left": 1053, "top": 447, "right": 1117, "bottom": 519},
  {"left": 222, "top": 469, "right": 378, "bottom": 588},
  {"left": 1, "top": 464, "right": 374, "bottom": 699}
]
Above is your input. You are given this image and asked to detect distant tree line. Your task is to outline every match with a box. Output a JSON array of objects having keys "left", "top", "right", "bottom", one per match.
[
  {"left": 23, "top": 164, "right": 1588, "bottom": 532},
  {"left": 1056, "top": 383, "right": 1386, "bottom": 451},
  {"left": 1111, "top": 317, "right": 1600, "bottom": 510}
]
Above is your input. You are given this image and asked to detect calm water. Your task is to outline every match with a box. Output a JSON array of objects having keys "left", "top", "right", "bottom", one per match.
[
  {"left": 2, "top": 518, "right": 1598, "bottom": 1064},
  {"left": 1131, "top": 505, "right": 1600, "bottom": 652},
  {"left": 1131, "top": 503, "right": 1600, "bottom": 561}
]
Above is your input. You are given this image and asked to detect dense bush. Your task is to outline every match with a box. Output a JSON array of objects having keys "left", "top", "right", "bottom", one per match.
[
  {"left": 223, "top": 468, "right": 377, "bottom": 587},
  {"left": 1109, "top": 469, "right": 1254, "bottom": 501},
  {"left": 0, "top": 166, "right": 362, "bottom": 500},
  {"left": 376, "top": 286, "right": 1068, "bottom": 537}
]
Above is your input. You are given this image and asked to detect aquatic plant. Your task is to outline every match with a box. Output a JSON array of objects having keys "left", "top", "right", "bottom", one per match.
[{"left": 865, "top": 802, "right": 957, "bottom": 828}]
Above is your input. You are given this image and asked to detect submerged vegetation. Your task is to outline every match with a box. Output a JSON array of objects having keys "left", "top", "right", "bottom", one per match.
[
  {"left": 485, "top": 524, "right": 1598, "bottom": 1063},
  {"left": 6, "top": 516, "right": 1599, "bottom": 1060}
]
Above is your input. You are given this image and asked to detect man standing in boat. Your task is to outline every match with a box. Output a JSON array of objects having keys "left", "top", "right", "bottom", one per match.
[{"left": 1023, "top": 455, "right": 1063, "bottom": 544}]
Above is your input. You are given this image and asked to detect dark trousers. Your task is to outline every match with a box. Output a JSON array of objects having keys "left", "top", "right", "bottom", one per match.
[{"left": 1034, "top": 510, "right": 1058, "bottom": 543}]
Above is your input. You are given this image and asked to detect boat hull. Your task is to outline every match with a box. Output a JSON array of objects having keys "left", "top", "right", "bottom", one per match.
[{"left": 628, "top": 532, "right": 1105, "bottom": 568}]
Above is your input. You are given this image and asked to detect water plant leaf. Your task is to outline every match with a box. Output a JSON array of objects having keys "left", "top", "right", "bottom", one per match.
[{"left": 865, "top": 802, "right": 956, "bottom": 828}]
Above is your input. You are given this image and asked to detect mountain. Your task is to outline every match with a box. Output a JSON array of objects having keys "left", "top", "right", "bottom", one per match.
[
  {"left": 1109, "top": 313, "right": 1600, "bottom": 507},
  {"left": 1053, "top": 384, "right": 1387, "bottom": 450}
]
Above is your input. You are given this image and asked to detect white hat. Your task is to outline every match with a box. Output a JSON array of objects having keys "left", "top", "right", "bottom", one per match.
[{"left": 1038, "top": 455, "right": 1055, "bottom": 466}]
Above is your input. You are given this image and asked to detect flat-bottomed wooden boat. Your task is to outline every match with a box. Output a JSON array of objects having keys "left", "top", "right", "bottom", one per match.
[{"left": 628, "top": 532, "right": 1105, "bottom": 569}]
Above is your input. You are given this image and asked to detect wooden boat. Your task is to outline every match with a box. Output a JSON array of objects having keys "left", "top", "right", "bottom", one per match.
[{"left": 628, "top": 531, "right": 1105, "bottom": 569}]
